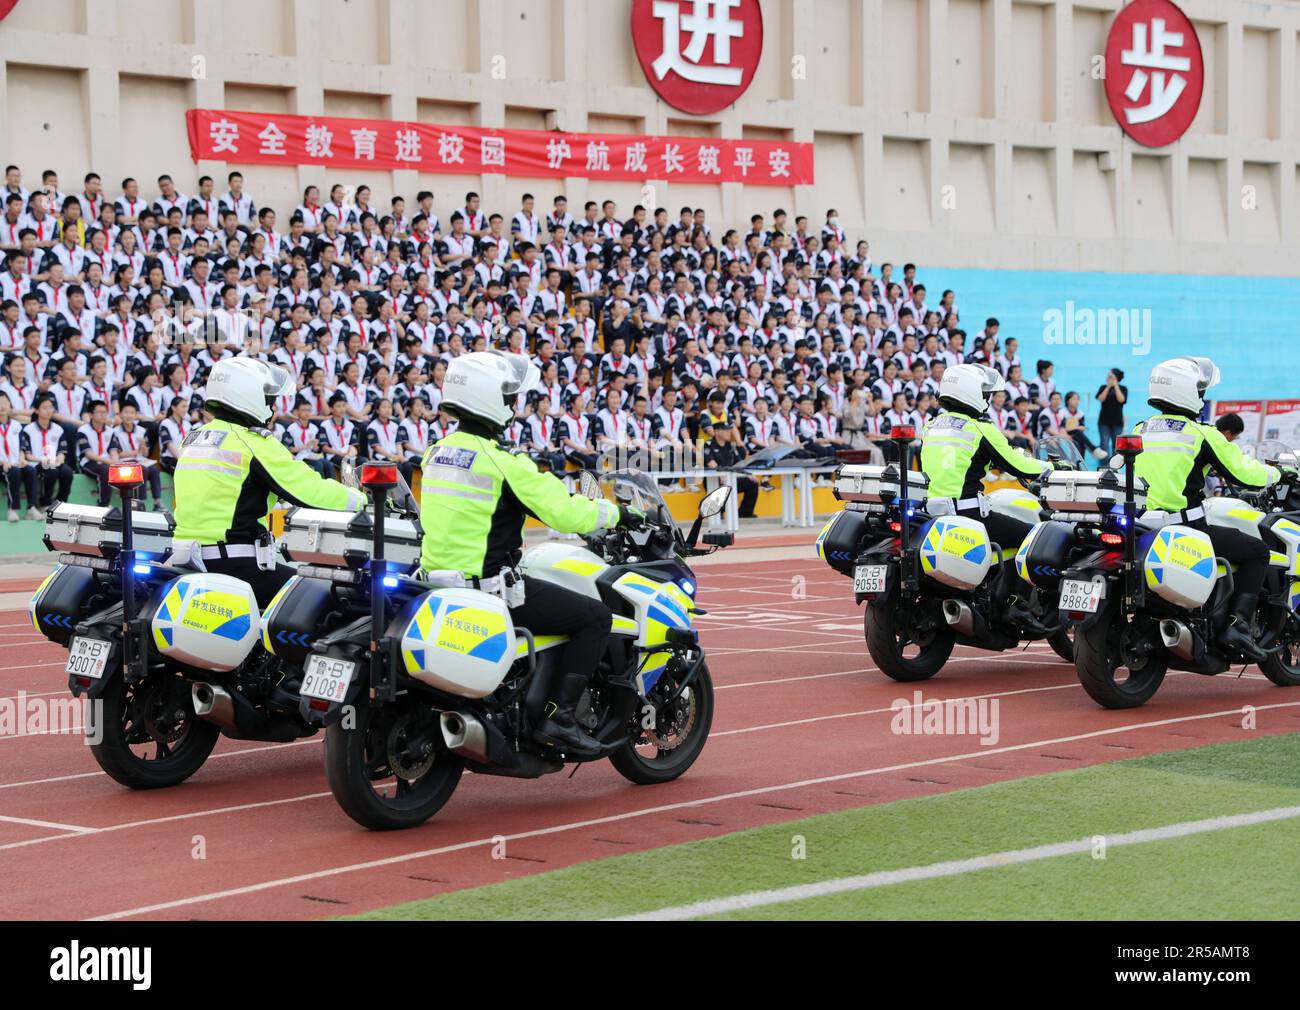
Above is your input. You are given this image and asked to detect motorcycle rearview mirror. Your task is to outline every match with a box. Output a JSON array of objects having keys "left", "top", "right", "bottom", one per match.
[
  {"left": 686, "top": 484, "right": 732, "bottom": 548},
  {"left": 578, "top": 469, "right": 601, "bottom": 501},
  {"left": 699, "top": 484, "right": 731, "bottom": 518}
]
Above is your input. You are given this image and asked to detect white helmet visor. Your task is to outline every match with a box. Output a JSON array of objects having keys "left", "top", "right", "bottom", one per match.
[
  {"left": 262, "top": 363, "right": 296, "bottom": 399},
  {"left": 975, "top": 364, "right": 1004, "bottom": 397},
  {"left": 1179, "top": 357, "right": 1220, "bottom": 394},
  {"left": 495, "top": 352, "right": 540, "bottom": 398}
]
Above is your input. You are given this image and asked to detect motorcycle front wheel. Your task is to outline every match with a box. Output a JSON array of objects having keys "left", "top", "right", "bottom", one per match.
[
  {"left": 864, "top": 595, "right": 954, "bottom": 682},
  {"left": 1073, "top": 605, "right": 1167, "bottom": 708},
  {"left": 324, "top": 693, "right": 464, "bottom": 830},
  {"left": 610, "top": 661, "right": 714, "bottom": 785},
  {"left": 1260, "top": 610, "right": 1300, "bottom": 687},
  {"left": 89, "top": 671, "right": 220, "bottom": 789}
]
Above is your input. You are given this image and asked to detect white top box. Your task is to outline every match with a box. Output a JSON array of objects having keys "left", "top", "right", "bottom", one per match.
[
  {"left": 1040, "top": 469, "right": 1147, "bottom": 513},
  {"left": 833, "top": 464, "right": 930, "bottom": 504},
  {"left": 44, "top": 502, "right": 175, "bottom": 558},
  {"left": 279, "top": 507, "right": 423, "bottom": 571}
]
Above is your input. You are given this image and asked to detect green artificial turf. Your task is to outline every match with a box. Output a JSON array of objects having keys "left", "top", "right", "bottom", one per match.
[{"left": 349, "top": 733, "right": 1300, "bottom": 921}]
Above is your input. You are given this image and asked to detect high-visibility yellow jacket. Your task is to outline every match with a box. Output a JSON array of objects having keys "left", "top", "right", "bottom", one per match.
[
  {"left": 419, "top": 427, "right": 618, "bottom": 578},
  {"left": 172, "top": 418, "right": 363, "bottom": 544},
  {"left": 920, "top": 409, "right": 1044, "bottom": 499},
  {"left": 1134, "top": 413, "right": 1279, "bottom": 511}
]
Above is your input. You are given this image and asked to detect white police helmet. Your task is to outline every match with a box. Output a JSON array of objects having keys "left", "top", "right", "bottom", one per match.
[
  {"left": 939, "top": 363, "right": 999, "bottom": 415},
  {"left": 205, "top": 357, "right": 292, "bottom": 425},
  {"left": 1148, "top": 356, "right": 1219, "bottom": 415},
  {"left": 443, "top": 351, "right": 538, "bottom": 429}
]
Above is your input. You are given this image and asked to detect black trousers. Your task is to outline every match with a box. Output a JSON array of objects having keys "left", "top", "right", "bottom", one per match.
[
  {"left": 200, "top": 556, "right": 298, "bottom": 610},
  {"left": 36, "top": 463, "right": 74, "bottom": 506},
  {"left": 734, "top": 475, "right": 758, "bottom": 517},
  {"left": 510, "top": 575, "right": 612, "bottom": 680},
  {"left": 1189, "top": 518, "right": 1268, "bottom": 598},
  {"left": 565, "top": 450, "right": 599, "bottom": 472},
  {"left": 4, "top": 465, "right": 36, "bottom": 510},
  {"left": 81, "top": 460, "right": 112, "bottom": 506},
  {"left": 129, "top": 466, "right": 163, "bottom": 504}
]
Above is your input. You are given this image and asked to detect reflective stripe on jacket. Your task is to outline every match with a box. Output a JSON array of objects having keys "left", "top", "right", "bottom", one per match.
[
  {"left": 172, "top": 417, "right": 364, "bottom": 544},
  {"left": 419, "top": 429, "right": 618, "bottom": 578}
]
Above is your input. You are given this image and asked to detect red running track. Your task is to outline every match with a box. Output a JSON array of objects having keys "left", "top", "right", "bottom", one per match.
[{"left": 1, "top": 553, "right": 1298, "bottom": 920}]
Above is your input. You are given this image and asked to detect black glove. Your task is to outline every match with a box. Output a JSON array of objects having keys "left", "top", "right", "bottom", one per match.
[{"left": 618, "top": 504, "right": 647, "bottom": 530}]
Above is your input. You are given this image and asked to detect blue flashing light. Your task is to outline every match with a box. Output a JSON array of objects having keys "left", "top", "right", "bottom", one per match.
[
  {"left": 133, "top": 564, "right": 151, "bottom": 576},
  {"left": 382, "top": 576, "right": 399, "bottom": 589},
  {"left": 678, "top": 579, "right": 696, "bottom": 597}
]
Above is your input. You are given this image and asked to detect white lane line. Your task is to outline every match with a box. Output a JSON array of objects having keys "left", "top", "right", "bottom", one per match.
[
  {"left": 86, "top": 700, "right": 1300, "bottom": 921},
  {"left": 0, "top": 813, "right": 96, "bottom": 833},
  {"left": 0, "top": 735, "right": 323, "bottom": 791},
  {"left": 714, "top": 682, "right": 1082, "bottom": 737},
  {"left": 616, "top": 804, "right": 1300, "bottom": 920},
  {"left": 0, "top": 792, "right": 332, "bottom": 853},
  {"left": 0, "top": 662, "right": 63, "bottom": 672},
  {"left": 714, "top": 654, "right": 1060, "bottom": 690}
]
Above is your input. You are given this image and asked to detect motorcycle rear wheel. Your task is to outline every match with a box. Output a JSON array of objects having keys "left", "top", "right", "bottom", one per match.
[
  {"left": 610, "top": 662, "right": 714, "bottom": 785},
  {"left": 89, "top": 672, "right": 220, "bottom": 789},
  {"left": 864, "top": 595, "right": 954, "bottom": 682},
  {"left": 1047, "top": 625, "right": 1075, "bottom": 663},
  {"left": 1260, "top": 612, "right": 1300, "bottom": 687},
  {"left": 324, "top": 694, "right": 464, "bottom": 830},
  {"left": 1074, "top": 607, "right": 1166, "bottom": 708}
]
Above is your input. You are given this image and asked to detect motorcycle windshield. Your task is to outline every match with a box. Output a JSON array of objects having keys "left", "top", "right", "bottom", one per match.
[
  {"left": 602, "top": 469, "right": 673, "bottom": 528},
  {"left": 1035, "top": 434, "right": 1083, "bottom": 468},
  {"left": 1247, "top": 439, "right": 1298, "bottom": 467}
]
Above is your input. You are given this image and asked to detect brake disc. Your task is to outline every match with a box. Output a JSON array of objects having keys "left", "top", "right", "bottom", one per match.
[
  {"left": 644, "top": 689, "right": 696, "bottom": 751},
  {"left": 385, "top": 711, "right": 436, "bottom": 781}
]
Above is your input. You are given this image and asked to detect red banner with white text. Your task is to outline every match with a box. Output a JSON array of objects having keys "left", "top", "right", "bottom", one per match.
[{"left": 185, "top": 109, "right": 813, "bottom": 186}]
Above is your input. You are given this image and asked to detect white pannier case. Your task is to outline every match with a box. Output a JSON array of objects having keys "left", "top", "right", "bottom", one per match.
[
  {"left": 279, "top": 506, "right": 422, "bottom": 572},
  {"left": 149, "top": 573, "right": 262, "bottom": 672}
]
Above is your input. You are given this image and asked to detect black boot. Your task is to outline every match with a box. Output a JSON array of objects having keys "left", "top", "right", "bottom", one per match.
[
  {"left": 1219, "top": 594, "right": 1273, "bottom": 663},
  {"left": 533, "top": 673, "right": 602, "bottom": 757}
]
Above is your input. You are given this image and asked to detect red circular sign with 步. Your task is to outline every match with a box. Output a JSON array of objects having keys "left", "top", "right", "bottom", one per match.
[
  {"left": 631, "top": 0, "right": 764, "bottom": 116},
  {"left": 1104, "top": 0, "right": 1203, "bottom": 148}
]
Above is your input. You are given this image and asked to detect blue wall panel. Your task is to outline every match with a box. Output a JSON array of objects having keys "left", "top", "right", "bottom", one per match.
[{"left": 921, "top": 267, "right": 1300, "bottom": 422}]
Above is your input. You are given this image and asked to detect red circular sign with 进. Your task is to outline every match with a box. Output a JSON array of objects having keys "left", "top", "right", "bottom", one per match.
[
  {"left": 631, "top": 0, "right": 764, "bottom": 116},
  {"left": 0, "top": 1, "right": 19, "bottom": 22},
  {"left": 1104, "top": 0, "right": 1203, "bottom": 148}
]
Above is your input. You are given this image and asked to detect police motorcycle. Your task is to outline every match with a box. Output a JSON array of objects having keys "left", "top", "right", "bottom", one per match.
[
  {"left": 1059, "top": 436, "right": 1300, "bottom": 708},
  {"left": 817, "top": 427, "right": 1078, "bottom": 682},
  {"left": 277, "top": 463, "right": 733, "bottom": 830},
  {"left": 31, "top": 461, "right": 423, "bottom": 789}
]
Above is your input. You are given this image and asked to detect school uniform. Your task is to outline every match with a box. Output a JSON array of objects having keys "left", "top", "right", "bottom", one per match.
[
  {"left": 20, "top": 420, "right": 73, "bottom": 506},
  {"left": 76, "top": 422, "right": 117, "bottom": 504},
  {"left": 0, "top": 416, "right": 36, "bottom": 511}
]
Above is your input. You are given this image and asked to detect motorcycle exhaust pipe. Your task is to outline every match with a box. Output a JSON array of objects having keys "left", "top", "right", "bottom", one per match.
[
  {"left": 1159, "top": 619, "right": 1196, "bottom": 661},
  {"left": 192, "top": 682, "right": 237, "bottom": 731},
  {"left": 942, "top": 599, "right": 976, "bottom": 638},
  {"left": 439, "top": 710, "right": 490, "bottom": 764}
]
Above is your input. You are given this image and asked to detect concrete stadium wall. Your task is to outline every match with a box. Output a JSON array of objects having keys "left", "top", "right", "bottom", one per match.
[{"left": 1, "top": 0, "right": 1298, "bottom": 276}]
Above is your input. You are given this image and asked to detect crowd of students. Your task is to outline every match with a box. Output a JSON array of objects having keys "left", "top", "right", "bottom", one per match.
[{"left": 0, "top": 161, "right": 1102, "bottom": 524}]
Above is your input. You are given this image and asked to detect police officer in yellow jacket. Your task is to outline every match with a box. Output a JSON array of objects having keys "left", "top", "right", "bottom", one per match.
[
  {"left": 1135, "top": 356, "right": 1282, "bottom": 660},
  {"left": 921, "top": 363, "right": 1049, "bottom": 549},
  {"left": 920, "top": 363, "right": 1051, "bottom": 624},
  {"left": 420, "top": 351, "right": 645, "bottom": 756},
  {"left": 172, "top": 357, "right": 365, "bottom": 606}
]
